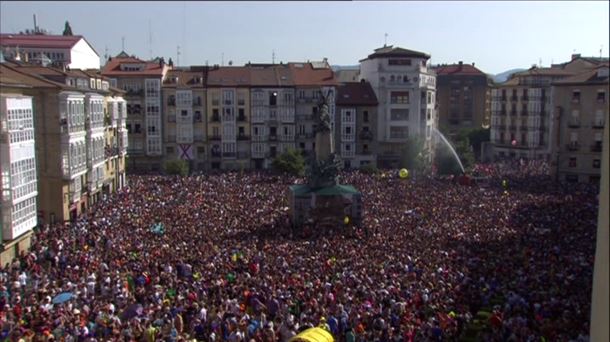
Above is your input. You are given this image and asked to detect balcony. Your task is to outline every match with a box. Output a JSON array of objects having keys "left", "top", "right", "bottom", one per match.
[
  {"left": 591, "top": 144, "right": 602, "bottom": 152},
  {"left": 237, "top": 115, "right": 247, "bottom": 122},
  {"left": 194, "top": 134, "right": 205, "bottom": 142},
  {"left": 341, "top": 134, "right": 355, "bottom": 142},
  {"left": 167, "top": 99, "right": 176, "bottom": 107},
  {"left": 568, "top": 120, "right": 580, "bottom": 128},
  {"left": 297, "top": 133, "right": 314, "bottom": 139},
  {"left": 252, "top": 135, "right": 268, "bottom": 142},
  {"left": 211, "top": 151, "right": 222, "bottom": 158},
  {"left": 210, "top": 135, "right": 221, "bottom": 141},
  {"left": 566, "top": 143, "right": 579, "bottom": 151},
  {"left": 237, "top": 134, "right": 250, "bottom": 141},
  {"left": 126, "top": 89, "right": 144, "bottom": 97},
  {"left": 269, "top": 135, "right": 278, "bottom": 141},
  {"left": 296, "top": 114, "right": 313, "bottom": 121},
  {"left": 592, "top": 120, "right": 605, "bottom": 129},
  {"left": 210, "top": 115, "right": 220, "bottom": 122},
  {"left": 222, "top": 152, "right": 236, "bottom": 158}
]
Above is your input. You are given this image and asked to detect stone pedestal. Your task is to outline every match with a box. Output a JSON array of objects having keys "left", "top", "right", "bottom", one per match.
[{"left": 288, "top": 184, "right": 362, "bottom": 228}]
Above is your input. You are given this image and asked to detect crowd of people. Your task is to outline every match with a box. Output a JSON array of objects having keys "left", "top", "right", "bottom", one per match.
[{"left": 0, "top": 161, "right": 599, "bottom": 341}]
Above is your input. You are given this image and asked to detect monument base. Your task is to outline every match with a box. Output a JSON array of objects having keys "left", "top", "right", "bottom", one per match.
[{"left": 288, "top": 184, "right": 362, "bottom": 229}]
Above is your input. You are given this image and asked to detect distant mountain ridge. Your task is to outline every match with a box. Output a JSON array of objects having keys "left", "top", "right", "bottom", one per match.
[
  {"left": 332, "top": 65, "right": 359, "bottom": 71},
  {"left": 493, "top": 68, "right": 526, "bottom": 83}
]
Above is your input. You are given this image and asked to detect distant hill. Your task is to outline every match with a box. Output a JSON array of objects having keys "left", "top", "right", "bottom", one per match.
[
  {"left": 332, "top": 65, "right": 359, "bottom": 71},
  {"left": 493, "top": 68, "right": 526, "bottom": 83}
]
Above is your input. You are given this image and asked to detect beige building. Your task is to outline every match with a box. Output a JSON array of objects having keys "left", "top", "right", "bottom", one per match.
[
  {"left": 335, "top": 81, "right": 379, "bottom": 168},
  {"left": 490, "top": 67, "right": 575, "bottom": 160},
  {"left": 205, "top": 66, "right": 251, "bottom": 170},
  {"left": 162, "top": 67, "right": 207, "bottom": 171},
  {"left": 101, "top": 53, "right": 170, "bottom": 172},
  {"left": 1, "top": 62, "right": 126, "bottom": 223},
  {"left": 551, "top": 65, "right": 608, "bottom": 183}
]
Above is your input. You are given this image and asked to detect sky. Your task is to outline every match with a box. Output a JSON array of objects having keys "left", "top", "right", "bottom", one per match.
[{"left": 1, "top": 1, "right": 608, "bottom": 74}]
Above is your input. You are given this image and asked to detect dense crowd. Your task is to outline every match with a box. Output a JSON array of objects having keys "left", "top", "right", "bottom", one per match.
[{"left": 0, "top": 161, "right": 599, "bottom": 341}]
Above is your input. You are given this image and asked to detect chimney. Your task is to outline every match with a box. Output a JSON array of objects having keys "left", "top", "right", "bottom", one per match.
[
  {"left": 33, "top": 14, "right": 37, "bottom": 32},
  {"left": 472, "top": 62, "right": 475, "bottom": 67},
  {"left": 458, "top": 61, "right": 463, "bottom": 70},
  {"left": 571, "top": 53, "right": 581, "bottom": 60}
]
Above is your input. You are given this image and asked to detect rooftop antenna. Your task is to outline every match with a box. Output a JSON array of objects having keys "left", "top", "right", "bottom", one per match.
[
  {"left": 538, "top": 58, "right": 542, "bottom": 67},
  {"left": 384, "top": 33, "right": 388, "bottom": 47},
  {"left": 177, "top": 45, "right": 181, "bottom": 67},
  {"left": 272, "top": 50, "right": 275, "bottom": 64},
  {"left": 104, "top": 46, "right": 109, "bottom": 62},
  {"left": 121, "top": 37, "right": 125, "bottom": 52},
  {"left": 33, "top": 14, "right": 38, "bottom": 32},
  {"left": 221, "top": 52, "right": 224, "bottom": 66},
  {"left": 148, "top": 19, "right": 153, "bottom": 60},
  {"left": 601, "top": 45, "right": 603, "bottom": 58}
]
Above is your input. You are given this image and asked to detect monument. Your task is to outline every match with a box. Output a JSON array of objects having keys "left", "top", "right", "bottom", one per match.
[{"left": 288, "top": 91, "right": 362, "bottom": 229}]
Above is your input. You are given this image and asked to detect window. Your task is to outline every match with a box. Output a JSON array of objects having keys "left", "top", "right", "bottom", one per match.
[
  {"left": 181, "top": 110, "right": 188, "bottom": 117},
  {"left": 569, "top": 157, "right": 577, "bottom": 168},
  {"left": 388, "top": 59, "right": 411, "bottom": 66},
  {"left": 166, "top": 146, "right": 174, "bottom": 154},
  {"left": 269, "top": 92, "right": 278, "bottom": 106},
  {"left": 195, "top": 111, "right": 202, "bottom": 122},
  {"left": 593, "top": 159, "right": 601, "bottom": 168},
  {"left": 363, "top": 110, "right": 369, "bottom": 122},
  {"left": 389, "top": 126, "right": 409, "bottom": 139},
  {"left": 597, "top": 90, "right": 606, "bottom": 103},
  {"left": 390, "top": 91, "right": 409, "bottom": 104},
  {"left": 572, "top": 90, "right": 581, "bottom": 103},
  {"left": 197, "top": 147, "right": 205, "bottom": 154},
  {"left": 390, "top": 109, "right": 409, "bottom": 121},
  {"left": 135, "top": 124, "right": 141, "bottom": 133}
]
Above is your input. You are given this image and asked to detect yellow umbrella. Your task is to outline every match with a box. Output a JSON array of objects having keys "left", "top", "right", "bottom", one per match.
[{"left": 289, "top": 327, "right": 335, "bottom": 342}]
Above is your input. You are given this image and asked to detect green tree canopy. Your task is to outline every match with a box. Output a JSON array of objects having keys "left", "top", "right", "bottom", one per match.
[
  {"left": 62, "top": 21, "right": 73, "bottom": 36},
  {"left": 272, "top": 148, "right": 306, "bottom": 176}
]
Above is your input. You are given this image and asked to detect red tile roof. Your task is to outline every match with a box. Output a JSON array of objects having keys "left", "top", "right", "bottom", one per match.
[
  {"left": 0, "top": 64, "right": 64, "bottom": 89},
  {"left": 206, "top": 67, "right": 251, "bottom": 87},
  {"left": 435, "top": 63, "right": 487, "bottom": 76},
  {"left": 336, "top": 82, "right": 378, "bottom": 106},
  {"left": 101, "top": 56, "right": 167, "bottom": 77},
  {"left": 249, "top": 64, "right": 294, "bottom": 87},
  {"left": 0, "top": 34, "right": 83, "bottom": 49},
  {"left": 288, "top": 62, "right": 337, "bottom": 86}
]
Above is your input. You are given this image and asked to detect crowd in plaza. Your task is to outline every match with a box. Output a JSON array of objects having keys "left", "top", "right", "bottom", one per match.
[{"left": 0, "top": 160, "right": 599, "bottom": 341}]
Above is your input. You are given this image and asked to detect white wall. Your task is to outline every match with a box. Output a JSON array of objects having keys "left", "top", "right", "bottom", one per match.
[{"left": 69, "top": 38, "right": 100, "bottom": 70}]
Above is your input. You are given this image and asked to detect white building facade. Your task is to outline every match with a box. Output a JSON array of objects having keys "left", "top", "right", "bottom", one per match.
[
  {"left": 0, "top": 94, "right": 38, "bottom": 242},
  {"left": 359, "top": 46, "right": 437, "bottom": 167},
  {"left": 0, "top": 34, "right": 100, "bottom": 69}
]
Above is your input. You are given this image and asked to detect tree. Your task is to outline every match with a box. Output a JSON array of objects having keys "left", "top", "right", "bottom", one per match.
[
  {"left": 164, "top": 159, "right": 189, "bottom": 176},
  {"left": 399, "top": 136, "right": 429, "bottom": 174},
  {"left": 62, "top": 21, "right": 73, "bottom": 36},
  {"left": 272, "top": 148, "right": 305, "bottom": 176},
  {"left": 434, "top": 135, "right": 475, "bottom": 175},
  {"left": 467, "top": 127, "right": 491, "bottom": 161}
]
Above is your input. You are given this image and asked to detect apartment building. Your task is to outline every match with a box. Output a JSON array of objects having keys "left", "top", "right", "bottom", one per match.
[
  {"left": 290, "top": 60, "right": 338, "bottom": 159},
  {"left": 434, "top": 62, "right": 492, "bottom": 135},
  {"left": 0, "top": 89, "right": 38, "bottom": 266},
  {"left": 335, "top": 81, "right": 379, "bottom": 168},
  {"left": 0, "top": 33, "right": 100, "bottom": 69},
  {"left": 249, "top": 64, "right": 295, "bottom": 169},
  {"left": 1, "top": 62, "right": 126, "bottom": 222},
  {"left": 162, "top": 67, "right": 207, "bottom": 171},
  {"left": 102, "top": 54, "right": 170, "bottom": 171},
  {"left": 359, "top": 46, "right": 437, "bottom": 168},
  {"left": 206, "top": 66, "right": 251, "bottom": 170},
  {"left": 551, "top": 65, "right": 609, "bottom": 183},
  {"left": 490, "top": 67, "right": 575, "bottom": 160}
]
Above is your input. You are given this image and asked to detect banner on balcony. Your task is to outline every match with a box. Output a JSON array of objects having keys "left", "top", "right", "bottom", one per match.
[{"left": 178, "top": 144, "right": 193, "bottom": 160}]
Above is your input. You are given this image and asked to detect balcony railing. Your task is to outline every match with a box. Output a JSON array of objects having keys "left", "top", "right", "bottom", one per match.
[
  {"left": 592, "top": 120, "right": 605, "bottom": 129},
  {"left": 568, "top": 120, "right": 580, "bottom": 128},
  {"left": 104, "top": 145, "right": 119, "bottom": 158},
  {"left": 210, "top": 115, "right": 220, "bottom": 122},
  {"left": 567, "top": 143, "right": 579, "bottom": 151},
  {"left": 359, "top": 131, "right": 373, "bottom": 140},
  {"left": 210, "top": 135, "right": 221, "bottom": 141},
  {"left": 237, "top": 115, "right": 247, "bottom": 122},
  {"left": 269, "top": 135, "right": 278, "bottom": 141},
  {"left": 296, "top": 133, "right": 314, "bottom": 139}
]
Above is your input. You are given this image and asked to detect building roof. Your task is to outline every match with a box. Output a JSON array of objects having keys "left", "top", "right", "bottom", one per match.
[
  {"left": 0, "top": 34, "right": 99, "bottom": 56},
  {"left": 101, "top": 55, "right": 167, "bottom": 77},
  {"left": 0, "top": 63, "right": 62, "bottom": 89},
  {"left": 512, "top": 66, "right": 575, "bottom": 77},
  {"left": 206, "top": 66, "right": 251, "bottom": 87},
  {"left": 361, "top": 45, "right": 430, "bottom": 61},
  {"left": 249, "top": 64, "right": 294, "bottom": 87},
  {"left": 162, "top": 69, "right": 206, "bottom": 88},
  {"left": 336, "top": 82, "right": 378, "bottom": 106},
  {"left": 335, "top": 69, "right": 360, "bottom": 83},
  {"left": 553, "top": 66, "right": 610, "bottom": 85},
  {"left": 434, "top": 63, "right": 487, "bottom": 76},
  {"left": 288, "top": 62, "right": 337, "bottom": 87}
]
